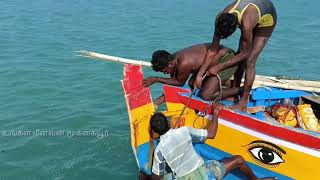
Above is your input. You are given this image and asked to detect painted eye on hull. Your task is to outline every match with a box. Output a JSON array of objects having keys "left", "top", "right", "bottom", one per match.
[
  {"left": 246, "top": 140, "right": 286, "bottom": 167},
  {"left": 249, "top": 147, "right": 284, "bottom": 165}
]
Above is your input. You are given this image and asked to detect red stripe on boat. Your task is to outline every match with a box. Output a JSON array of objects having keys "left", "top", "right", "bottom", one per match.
[
  {"left": 122, "top": 64, "right": 152, "bottom": 110},
  {"left": 164, "top": 85, "right": 320, "bottom": 150},
  {"left": 219, "top": 109, "right": 320, "bottom": 150},
  {"left": 163, "top": 85, "right": 191, "bottom": 103}
]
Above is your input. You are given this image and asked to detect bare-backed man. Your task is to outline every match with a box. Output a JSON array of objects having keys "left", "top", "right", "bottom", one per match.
[{"left": 142, "top": 43, "right": 239, "bottom": 106}]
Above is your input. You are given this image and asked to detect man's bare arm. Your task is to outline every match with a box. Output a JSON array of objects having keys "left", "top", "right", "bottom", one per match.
[
  {"left": 194, "top": 2, "right": 237, "bottom": 88},
  {"left": 207, "top": 10, "right": 258, "bottom": 74},
  {"left": 209, "top": 28, "right": 253, "bottom": 75},
  {"left": 154, "top": 94, "right": 165, "bottom": 107},
  {"left": 143, "top": 63, "right": 191, "bottom": 87},
  {"left": 207, "top": 105, "right": 223, "bottom": 139},
  {"left": 195, "top": 33, "right": 221, "bottom": 86}
]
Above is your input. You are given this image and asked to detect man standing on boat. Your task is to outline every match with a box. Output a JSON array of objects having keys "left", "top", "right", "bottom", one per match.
[
  {"left": 142, "top": 43, "right": 240, "bottom": 105},
  {"left": 146, "top": 105, "right": 276, "bottom": 180},
  {"left": 193, "top": 0, "right": 277, "bottom": 112}
]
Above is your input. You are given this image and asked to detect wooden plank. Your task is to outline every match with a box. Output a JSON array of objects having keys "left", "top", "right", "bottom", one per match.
[
  {"left": 247, "top": 106, "right": 266, "bottom": 113},
  {"left": 77, "top": 50, "right": 320, "bottom": 91}
]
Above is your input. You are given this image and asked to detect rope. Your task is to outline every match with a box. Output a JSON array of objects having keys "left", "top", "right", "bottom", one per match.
[
  {"left": 170, "top": 74, "right": 223, "bottom": 178},
  {"left": 217, "top": 74, "right": 222, "bottom": 102},
  {"left": 173, "top": 88, "right": 197, "bottom": 128},
  {"left": 172, "top": 74, "right": 223, "bottom": 129},
  {"left": 193, "top": 74, "right": 223, "bottom": 129}
]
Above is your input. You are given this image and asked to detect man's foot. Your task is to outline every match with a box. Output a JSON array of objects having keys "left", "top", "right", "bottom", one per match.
[{"left": 230, "top": 101, "right": 247, "bottom": 112}]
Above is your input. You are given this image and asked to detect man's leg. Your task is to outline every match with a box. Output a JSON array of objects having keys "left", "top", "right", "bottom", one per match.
[
  {"left": 233, "top": 62, "right": 245, "bottom": 89},
  {"left": 227, "top": 61, "right": 245, "bottom": 102},
  {"left": 222, "top": 155, "right": 276, "bottom": 180},
  {"left": 188, "top": 74, "right": 196, "bottom": 89},
  {"left": 233, "top": 38, "right": 246, "bottom": 90},
  {"left": 200, "top": 74, "right": 243, "bottom": 101},
  {"left": 211, "top": 86, "right": 244, "bottom": 100},
  {"left": 232, "top": 36, "right": 270, "bottom": 111},
  {"left": 230, "top": 39, "right": 245, "bottom": 102},
  {"left": 199, "top": 76, "right": 224, "bottom": 101},
  {"left": 222, "top": 155, "right": 257, "bottom": 179}
]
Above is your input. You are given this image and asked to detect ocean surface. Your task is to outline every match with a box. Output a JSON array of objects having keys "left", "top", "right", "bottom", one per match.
[{"left": 0, "top": 0, "right": 319, "bottom": 179}]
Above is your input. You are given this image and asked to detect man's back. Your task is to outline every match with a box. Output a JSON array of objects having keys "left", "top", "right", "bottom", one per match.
[
  {"left": 175, "top": 44, "right": 230, "bottom": 74},
  {"left": 153, "top": 126, "right": 207, "bottom": 177}
]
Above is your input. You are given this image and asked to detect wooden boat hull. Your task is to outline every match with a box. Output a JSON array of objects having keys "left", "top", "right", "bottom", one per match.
[{"left": 122, "top": 64, "right": 320, "bottom": 180}]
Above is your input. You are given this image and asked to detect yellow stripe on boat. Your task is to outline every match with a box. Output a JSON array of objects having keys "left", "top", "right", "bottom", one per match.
[{"left": 166, "top": 102, "right": 320, "bottom": 179}]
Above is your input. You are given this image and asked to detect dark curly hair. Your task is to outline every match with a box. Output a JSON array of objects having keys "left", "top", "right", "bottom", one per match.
[
  {"left": 151, "top": 50, "right": 174, "bottom": 72},
  {"left": 216, "top": 13, "right": 238, "bottom": 39},
  {"left": 150, "top": 112, "right": 170, "bottom": 135}
]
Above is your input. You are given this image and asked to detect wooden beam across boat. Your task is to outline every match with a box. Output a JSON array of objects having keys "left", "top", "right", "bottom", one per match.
[{"left": 77, "top": 50, "right": 320, "bottom": 93}]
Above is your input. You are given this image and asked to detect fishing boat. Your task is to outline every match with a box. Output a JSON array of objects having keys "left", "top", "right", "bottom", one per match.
[{"left": 79, "top": 51, "right": 320, "bottom": 180}]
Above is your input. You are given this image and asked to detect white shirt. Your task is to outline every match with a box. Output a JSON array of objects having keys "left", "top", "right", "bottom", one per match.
[{"left": 152, "top": 126, "right": 208, "bottom": 177}]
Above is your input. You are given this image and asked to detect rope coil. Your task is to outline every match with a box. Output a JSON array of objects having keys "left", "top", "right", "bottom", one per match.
[{"left": 173, "top": 74, "right": 223, "bottom": 129}]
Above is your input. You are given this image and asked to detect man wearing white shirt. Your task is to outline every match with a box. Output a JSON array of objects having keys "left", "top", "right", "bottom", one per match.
[{"left": 148, "top": 106, "right": 276, "bottom": 180}]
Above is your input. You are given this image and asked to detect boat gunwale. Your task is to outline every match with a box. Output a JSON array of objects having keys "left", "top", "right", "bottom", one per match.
[{"left": 163, "top": 84, "right": 320, "bottom": 151}]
